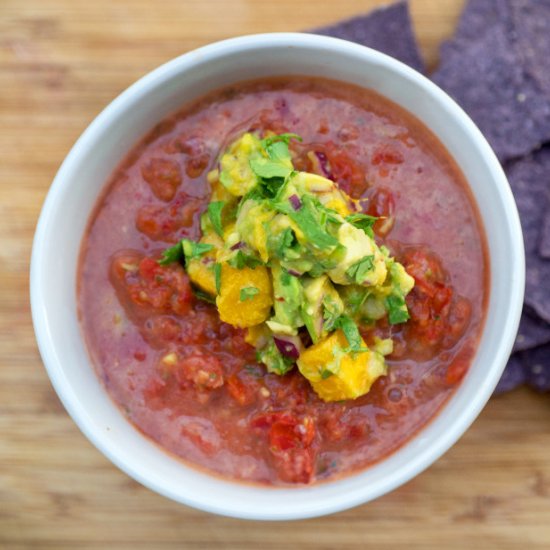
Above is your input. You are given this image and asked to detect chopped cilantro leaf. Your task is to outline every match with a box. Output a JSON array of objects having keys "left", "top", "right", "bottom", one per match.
[
  {"left": 158, "top": 241, "right": 184, "bottom": 266},
  {"left": 341, "top": 286, "right": 369, "bottom": 316},
  {"left": 273, "top": 227, "right": 296, "bottom": 258},
  {"left": 240, "top": 286, "right": 259, "bottom": 302},
  {"left": 182, "top": 240, "right": 215, "bottom": 262},
  {"left": 277, "top": 194, "right": 340, "bottom": 251},
  {"left": 158, "top": 239, "right": 213, "bottom": 266},
  {"left": 280, "top": 269, "right": 291, "bottom": 286},
  {"left": 260, "top": 133, "right": 301, "bottom": 149},
  {"left": 192, "top": 287, "right": 216, "bottom": 304},
  {"left": 346, "top": 255, "right": 375, "bottom": 284},
  {"left": 227, "top": 250, "right": 263, "bottom": 270},
  {"left": 247, "top": 133, "right": 301, "bottom": 198},
  {"left": 249, "top": 158, "right": 293, "bottom": 180},
  {"left": 346, "top": 212, "right": 378, "bottom": 238},
  {"left": 322, "top": 295, "right": 342, "bottom": 333},
  {"left": 214, "top": 263, "right": 221, "bottom": 294},
  {"left": 320, "top": 369, "right": 334, "bottom": 380},
  {"left": 317, "top": 202, "right": 344, "bottom": 225},
  {"left": 334, "top": 315, "right": 367, "bottom": 353},
  {"left": 207, "top": 201, "right": 225, "bottom": 237},
  {"left": 385, "top": 294, "right": 410, "bottom": 324},
  {"left": 265, "top": 140, "right": 292, "bottom": 163}
]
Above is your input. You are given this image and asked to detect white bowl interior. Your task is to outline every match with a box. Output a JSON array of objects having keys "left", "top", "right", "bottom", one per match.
[{"left": 31, "top": 33, "right": 524, "bottom": 520}]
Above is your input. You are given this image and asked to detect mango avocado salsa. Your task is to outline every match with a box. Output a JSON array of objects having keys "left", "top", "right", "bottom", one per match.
[{"left": 160, "top": 132, "right": 415, "bottom": 402}]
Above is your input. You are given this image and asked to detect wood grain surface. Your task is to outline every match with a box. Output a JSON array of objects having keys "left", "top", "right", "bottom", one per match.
[{"left": 2, "top": 1, "right": 550, "bottom": 548}]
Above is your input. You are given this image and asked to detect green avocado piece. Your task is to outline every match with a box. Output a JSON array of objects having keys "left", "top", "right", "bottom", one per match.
[
  {"left": 267, "top": 263, "right": 304, "bottom": 335},
  {"left": 257, "top": 339, "right": 294, "bottom": 375},
  {"left": 301, "top": 275, "right": 344, "bottom": 343}
]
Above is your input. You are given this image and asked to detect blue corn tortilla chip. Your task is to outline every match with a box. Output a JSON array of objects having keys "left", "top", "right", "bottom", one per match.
[
  {"left": 311, "top": 1, "right": 425, "bottom": 74},
  {"left": 442, "top": 0, "right": 510, "bottom": 49},
  {"left": 539, "top": 211, "right": 550, "bottom": 259},
  {"left": 505, "top": 147, "right": 550, "bottom": 323},
  {"left": 495, "top": 354, "right": 525, "bottom": 393},
  {"left": 511, "top": 0, "right": 550, "bottom": 98},
  {"left": 513, "top": 310, "right": 550, "bottom": 353},
  {"left": 497, "top": 344, "right": 550, "bottom": 394},
  {"left": 432, "top": 0, "right": 550, "bottom": 161},
  {"left": 522, "top": 343, "right": 550, "bottom": 392}
]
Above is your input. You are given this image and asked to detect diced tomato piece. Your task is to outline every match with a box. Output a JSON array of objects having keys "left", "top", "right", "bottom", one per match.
[
  {"left": 371, "top": 144, "right": 404, "bottom": 166},
  {"left": 174, "top": 351, "right": 224, "bottom": 390},
  {"left": 272, "top": 447, "right": 315, "bottom": 484},
  {"left": 181, "top": 419, "right": 220, "bottom": 456},
  {"left": 445, "top": 357, "right": 469, "bottom": 385},
  {"left": 399, "top": 247, "right": 473, "bottom": 354},
  {"left": 141, "top": 157, "right": 182, "bottom": 202},
  {"left": 135, "top": 193, "right": 204, "bottom": 242},
  {"left": 186, "top": 154, "right": 210, "bottom": 179},
  {"left": 227, "top": 373, "right": 257, "bottom": 406},
  {"left": 250, "top": 411, "right": 293, "bottom": 429},
  {"left": 270, "top": 420, "right": 299, "bottom": 451},
  {"left": 138, "top": 256, "right": 161, "bottom": 282},
  {"left": 111, "top": 252, "right": 193, "bottom": 319},
  {"left": 251, "top": 411, "right": 315, "bottom": 448},
  {"left": 142, "top": 316, "right": 182, "bottom": 346}
]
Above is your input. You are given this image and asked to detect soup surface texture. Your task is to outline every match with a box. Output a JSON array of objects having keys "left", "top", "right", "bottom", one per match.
[{"left": 79, "top": 77, "right": 487, "bottom": 485}]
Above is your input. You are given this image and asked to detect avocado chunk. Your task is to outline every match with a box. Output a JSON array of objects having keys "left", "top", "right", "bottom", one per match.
[
  {"left": 257, "top": 338, "right": 294, "bottom": 375},
  {"left": 301, "top": 275, "right": 344, "bottom": 343},
  {"left": 219, "top": 133, "right": 263, "bottom": 197},
  {"left": 266, "top": 263, "right": 304, "bottom": 335}
]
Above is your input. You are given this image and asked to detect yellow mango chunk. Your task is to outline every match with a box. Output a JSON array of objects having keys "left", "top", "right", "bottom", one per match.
[
  {"left": 186, "top": 233, "right": 223, "bottom": 296},
  {"left": 297, "top": 330, "right": 387, "bottom": 402},
  {"left": 216, "top": 263, "right": 273, "bottom": 328},
  {"left": 325, "top": 197, "right": 352, "bottom": 217}
]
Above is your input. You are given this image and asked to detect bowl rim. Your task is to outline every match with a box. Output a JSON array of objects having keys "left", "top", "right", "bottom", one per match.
[{"left": 30, "top": 32, "right": 525, "bottom": 520}]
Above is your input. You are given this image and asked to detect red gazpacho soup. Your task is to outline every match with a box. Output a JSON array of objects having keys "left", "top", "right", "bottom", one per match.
[{"left": 79, "top": 77, "right": 488, "bottom": 485}]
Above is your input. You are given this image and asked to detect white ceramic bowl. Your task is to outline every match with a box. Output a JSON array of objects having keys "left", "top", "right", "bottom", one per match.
[{"left": 31, "top": 33, "right": 524, "bottom": 520}]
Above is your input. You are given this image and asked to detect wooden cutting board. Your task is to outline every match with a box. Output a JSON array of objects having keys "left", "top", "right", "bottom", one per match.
[{"left": 2, "top": 0, "right": 550, "bottom": 548}]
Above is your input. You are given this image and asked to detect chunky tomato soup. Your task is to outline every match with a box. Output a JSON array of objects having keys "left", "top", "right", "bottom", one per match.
[{"left": 79, "top": 77, "right": 488, "bottom": 485}]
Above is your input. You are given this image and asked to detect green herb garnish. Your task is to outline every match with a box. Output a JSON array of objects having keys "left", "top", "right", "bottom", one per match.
[
  {"left": 385, "top": 294, "right": 410, "bottom": 324},
  {"left": 334, "top": 315, "right": 368, "bottom": 353},
  {"left": 240, "top": 286, "right": 259, "bottom": 302},
  {"left": 346, "top": 255, "right": 375, "bottom": 284},
  {"left": 249, "top": 158, "right": 293, "bottom": 180},
  {"left": 345, "top": 212, "right": 378, "bottom": 238},
  {"left": 158, "top": 242, "right": 184, "bottom": 266},
  {"left": 158, "top": 239, "right": 213, "bottom": 266},
  {"left": 227, "top": 250, "right": 263, "bottom": 270},
  {"left": 207, "top": 201, "right": 225, "bottom": 237},
  {"left": 214, "top": 263, "right": 221, "bottom": 294},
  {"left": 277, "top": 194, "right": 340, "bottom": 251}
]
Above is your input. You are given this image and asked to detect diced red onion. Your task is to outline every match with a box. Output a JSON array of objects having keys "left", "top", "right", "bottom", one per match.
[
  {"left": 289, "top": 194, "right": 302, "bottom": 210},
  {"left": 273, "top": 335, "right": 303, "bottom": 360},
  {"left": 314, "top": 151, "right": 333, "bottom": 180},
  {"left": 287, "top": 269, "right": 302, "bottom": 277},
  {"left": 230, "top": 241, "right": 244, "bottom": 250}
]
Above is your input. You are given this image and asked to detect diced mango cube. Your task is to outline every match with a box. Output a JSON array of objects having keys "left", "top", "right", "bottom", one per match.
[
  {"left": 297, "top": 330, "right": 387, "bottom": 402},
  {"left": 216, "top": 263, "right": 273, "bottom": 328}
]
